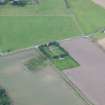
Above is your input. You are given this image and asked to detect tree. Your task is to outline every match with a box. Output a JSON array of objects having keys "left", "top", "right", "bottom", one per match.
[
  {"left": 0, "top": 0, "right": 6, "bottom": 5},
  {"left": 11, "top": 0, "right": 27, "bottom": 6}
]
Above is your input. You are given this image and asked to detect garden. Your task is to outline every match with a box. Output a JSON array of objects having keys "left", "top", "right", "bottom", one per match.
[{"left": 39, "top": 41, "right": 79, "bottom": 70}]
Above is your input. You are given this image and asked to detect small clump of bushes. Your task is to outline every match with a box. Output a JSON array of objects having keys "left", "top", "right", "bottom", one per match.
[
  {"left": 0, "top": 87, "right": 12, "bottom": 105},
  {"left": 25, "top": 54, "right": 48, "bottom": 71},
  {"left": 39, "top": 41, "right": 69, "bottom": 59},
  {"left": 0, "top": 0, "right": 27, "bottom": 6}
]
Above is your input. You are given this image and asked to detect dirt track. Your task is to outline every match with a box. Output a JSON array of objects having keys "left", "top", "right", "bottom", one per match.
[
  {"left": 61, "top": 37, "right": 105, "bottom": 105},
  {"left": 98, "top": 38, "right": 105, "bottom": 48}
]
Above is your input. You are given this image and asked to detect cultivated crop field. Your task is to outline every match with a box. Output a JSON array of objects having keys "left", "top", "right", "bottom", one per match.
[
  {"left": 62, "top": 38, "right": 105, "bottom": 105},
  {"left": 0, "top": 48, "right": 88, "bottom": 105}
]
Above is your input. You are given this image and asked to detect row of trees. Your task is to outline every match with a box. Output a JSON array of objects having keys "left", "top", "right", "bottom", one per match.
[
  {"left": 0, "top": 0, "right": 27, "bottom": 6},
  {"left": 0, "top": 0, "right": 39, "bottom": 6},
  {"left": 0, "top": 0, "right": 6, "bottom": 4}
]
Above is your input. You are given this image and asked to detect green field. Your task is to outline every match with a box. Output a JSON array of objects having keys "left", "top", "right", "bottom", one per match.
[
  {"left": 0, "top": 16, "right": 81, "bottom": 51},
  {"left": 69, "top": 0, "right": 105, "bottom": 33},
  {"left": 53, "top": 56, "right": 79, "bottom": 70},
  {"left": 0, "top": 0, "right": 105, "bottom": 51}
]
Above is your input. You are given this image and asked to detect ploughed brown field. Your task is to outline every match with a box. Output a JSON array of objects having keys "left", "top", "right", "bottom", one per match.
[
  {"left": 61, "top": 37, "right": 105, "bottom": 105},
  {"left": 0, "top": 48, "right": 88, "bottom": 105}
]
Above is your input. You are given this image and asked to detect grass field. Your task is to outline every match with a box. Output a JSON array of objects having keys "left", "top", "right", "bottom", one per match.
[
  {"left": 0, "top": 16, "right": 81, "bottom": 51},
  {"left": 0, "top": 0, "right": 105, "bottom": 51},
  {"left": 69, "top": 0, "right": 105, "bottom": 33},
  {"left": 53, "top": 56, "right": 79, "bottom": 70}
]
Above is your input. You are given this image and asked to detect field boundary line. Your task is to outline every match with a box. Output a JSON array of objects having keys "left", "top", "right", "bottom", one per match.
[
  {"left": 0, "top": 15, "right": 73, "bottom": 17},
  {"left": 0, "top": 35, "right": 87, "bottom": 57},
  {"left": 91, "top": 38, "right": 105, "bottom": 55},
  {"left": 1, "top": 46, "right": 34, "bottom": 57},
  {"left": 64, "top": 0, "right": 70, "bottom": 8},
  {"left": 66, "top": 0, "right": 85, "bottom": 35},
  {"left": 61, "top": 71, "right": 95, "bottom": 105}
]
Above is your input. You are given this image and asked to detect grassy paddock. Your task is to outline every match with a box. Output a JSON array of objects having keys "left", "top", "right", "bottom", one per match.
[
  {"left": 0, "top": 16, "right": 81, "bottom": 51},
  {"left": 69, "top": 0, "right": 105, "bottom": 33},
  {"left": 53, "top": 56, "right": 79, "bottom": 71}
]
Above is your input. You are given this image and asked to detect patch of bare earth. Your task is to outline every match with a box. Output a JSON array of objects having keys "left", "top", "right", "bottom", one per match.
[
  {"left": 98, "top": 38, "right": 105, "bottom": 48},
  {"left": 92, "top": 0, "right": 105, "bottom": 8},
  {"left": 60, "top": 37, "right": 105, "bottom": 105}
]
